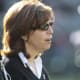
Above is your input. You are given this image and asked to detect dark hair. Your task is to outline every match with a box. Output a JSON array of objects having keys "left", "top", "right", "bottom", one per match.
[{"left": 1, "top": 0, "right": 54, "bottom": 56}]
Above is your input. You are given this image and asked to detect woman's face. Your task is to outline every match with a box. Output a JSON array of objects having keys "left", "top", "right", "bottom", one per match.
[{"left": 26, "top": 19, "right": 54, "bottom": 52}]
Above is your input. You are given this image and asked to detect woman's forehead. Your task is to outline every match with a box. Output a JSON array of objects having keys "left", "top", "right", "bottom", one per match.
[{"left": 46, "top": 17, "right": 55, "bottom": 23}]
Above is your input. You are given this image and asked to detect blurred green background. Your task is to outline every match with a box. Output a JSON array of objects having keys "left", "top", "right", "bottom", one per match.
[{"left": 0, "top": 0, "right": 80, "bottom": 80}]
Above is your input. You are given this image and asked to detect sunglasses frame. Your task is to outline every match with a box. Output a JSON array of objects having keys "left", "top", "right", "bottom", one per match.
[{"left": 32, "top": 22, "right": 54, "bottom": 31}]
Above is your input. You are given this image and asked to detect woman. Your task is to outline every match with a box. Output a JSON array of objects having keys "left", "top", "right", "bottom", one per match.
[{"left": 1, "top": 0, "right": 55, "bottom": 80}]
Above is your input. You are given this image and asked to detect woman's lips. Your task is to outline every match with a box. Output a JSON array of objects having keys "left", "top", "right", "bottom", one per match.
[{"left": 45, "top": 38, "right": 52, "bottom": 43}]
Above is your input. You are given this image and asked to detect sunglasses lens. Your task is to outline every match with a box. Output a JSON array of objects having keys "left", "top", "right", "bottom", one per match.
[
  {"left": 44, "top": 24, "right": 49, "bottom": 30},
  {"left": 39, "top": 24, "right": 49, "bottom": 30},
  {"left": 40, "top": 22, "right": 53, "bottom": 30},
  {"left": 32, "top": 22, "right": 54, "bottom": 30}
]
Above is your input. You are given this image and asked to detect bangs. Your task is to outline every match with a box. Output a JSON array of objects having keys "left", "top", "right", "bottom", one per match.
[{"left": 32, "top": 4, "right": 54, "bottom": 29}]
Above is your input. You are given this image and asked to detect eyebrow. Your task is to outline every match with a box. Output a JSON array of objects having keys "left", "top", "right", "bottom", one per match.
[{"left": 47, "top": 20, "right": 55, "bottom": 24}]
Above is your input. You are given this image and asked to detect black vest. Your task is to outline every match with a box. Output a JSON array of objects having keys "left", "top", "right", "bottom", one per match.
[{"left": 5, "top": 54, "right": 49, "bottom": 80}]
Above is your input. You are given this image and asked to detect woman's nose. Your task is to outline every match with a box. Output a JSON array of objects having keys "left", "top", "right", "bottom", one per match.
[{"left": 47, "top": 26, "right": 54, "bottom": 34}]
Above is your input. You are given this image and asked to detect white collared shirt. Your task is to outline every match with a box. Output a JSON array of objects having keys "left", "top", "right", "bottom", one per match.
[{"left": 18, "top": 52, "right": 42, "bottom": 79}]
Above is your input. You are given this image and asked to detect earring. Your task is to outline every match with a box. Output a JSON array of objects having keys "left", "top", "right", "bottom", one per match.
[{"left": 22, "top": 36, "right": 27, "bottom": 41}]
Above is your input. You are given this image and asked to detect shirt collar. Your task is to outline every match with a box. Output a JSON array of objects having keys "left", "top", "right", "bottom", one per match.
[{"left": 18, "top": 52, "right": 42, "bottom": 79}]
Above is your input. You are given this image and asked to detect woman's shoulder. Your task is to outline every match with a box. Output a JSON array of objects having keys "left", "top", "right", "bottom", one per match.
[{"left": 5, "top": 54, "right": 19, "bottom": 67}]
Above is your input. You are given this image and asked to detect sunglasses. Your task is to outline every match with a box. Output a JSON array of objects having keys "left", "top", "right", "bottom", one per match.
[{"left": 32, "top": 22, "right": 54, "bottom": 30}]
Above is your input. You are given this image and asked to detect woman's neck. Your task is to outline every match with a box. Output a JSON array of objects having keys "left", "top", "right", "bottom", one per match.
[{"left": 25, "top": 42, "right": 41, "bottom": 62}]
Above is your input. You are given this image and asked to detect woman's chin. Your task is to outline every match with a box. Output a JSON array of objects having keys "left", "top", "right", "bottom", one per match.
[{"left": 42, "top": 45, "right": 51, "bottom": 51}]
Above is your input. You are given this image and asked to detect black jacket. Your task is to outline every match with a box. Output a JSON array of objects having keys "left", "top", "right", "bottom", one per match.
[{"left": 5, "top": 54, "right": 49, "bottom": 80}]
